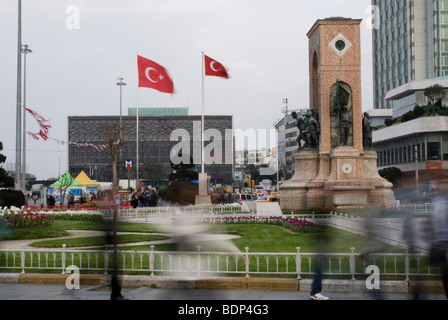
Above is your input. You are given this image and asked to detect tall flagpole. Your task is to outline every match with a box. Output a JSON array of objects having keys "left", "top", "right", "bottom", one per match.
[
  {"left": 136, "top": 72, "right": 139, "bottom": 190},
  {"left": 195, "top": 52, "right": 211, "bottom": 205},
  {"left": 201, "top": 52, "right": 205, "bottom": 174}
]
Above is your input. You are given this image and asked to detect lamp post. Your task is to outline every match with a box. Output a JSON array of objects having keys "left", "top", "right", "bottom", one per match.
[
  {"left": 15, "top": 0, "right": 22, "bottom": 190},
  {"left": 116, "top": 77, "right": 126, "bottom": 124},
  {"left": 21, "top": 44, "right": 32, "bottom": 191},
  {"left": 415, "top": 146, "right": 419, "bottom": 195}
]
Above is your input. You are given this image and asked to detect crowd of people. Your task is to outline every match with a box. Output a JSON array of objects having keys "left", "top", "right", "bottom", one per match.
[{"left": 129, "top": 188, "right": 159, "bottom": 208}]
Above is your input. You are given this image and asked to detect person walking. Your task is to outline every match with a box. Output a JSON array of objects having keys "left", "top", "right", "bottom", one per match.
[{"left": 429, "top": 180, "right": 448, "bottom": 299}]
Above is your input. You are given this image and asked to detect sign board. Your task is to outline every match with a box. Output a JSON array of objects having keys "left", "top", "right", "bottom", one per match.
[
  {"left": 125, "top": 159, "right": 133, "bottom": 170},
  {"left": 426, "top": 161, "right": 442, "bottom": 170}
]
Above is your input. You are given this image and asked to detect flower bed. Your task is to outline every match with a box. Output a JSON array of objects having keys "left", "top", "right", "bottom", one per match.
[
  {"left": 24, "top": 204, "right": 132, "bottom": 212},
  {"left": 0, "top": 206, "right": 54, "bottom": 229},
  {"left": 218, "top": 216, "right": 314, "bottom": 233}
]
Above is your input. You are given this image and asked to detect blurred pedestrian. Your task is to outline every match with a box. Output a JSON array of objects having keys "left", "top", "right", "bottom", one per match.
[
  {"left": 360, "top": 209, "right": 387, "bottom": 300},
  {"left": 309, "top": 225, "right": 331, "bottom": 300},
  {"left": 429, "top": 180, "right": 448, "bottom": 299}
]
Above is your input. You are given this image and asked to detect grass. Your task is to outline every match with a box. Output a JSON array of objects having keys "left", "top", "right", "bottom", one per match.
[
  {"left": 29, "top": 234, "right": 170, "bottom": 248},
  {"left": 1, "top": 219, "right": 405, "bottom": 255},
  {"left": 0, "top": 220, "right": 162, "bottom": 241},
  {"left": 109, "top": 223, "right": 405, "bottom": 254}
]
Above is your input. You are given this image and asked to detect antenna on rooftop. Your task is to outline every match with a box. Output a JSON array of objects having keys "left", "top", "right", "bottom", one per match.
[{"left": 281, "top": 98, "right": 289, "bottom": 115}]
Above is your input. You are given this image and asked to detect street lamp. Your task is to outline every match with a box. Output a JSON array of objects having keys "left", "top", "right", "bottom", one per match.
[
  {"left": 15, "top": 0, "right": 22, "bottom": 191},
  {"left": 415, "top": 146, "right": 419, "bottom": 195},
  {"left": 21, "top": 44, "right": 32, "bottom": 191},
  {"left": 116, "top": 77, "right": 126, "bottom": 124}
]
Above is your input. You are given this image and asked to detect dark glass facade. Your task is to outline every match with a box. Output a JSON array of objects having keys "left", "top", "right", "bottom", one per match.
[{"left": 68, "top": 115, "right": 233, "bottom": 184}]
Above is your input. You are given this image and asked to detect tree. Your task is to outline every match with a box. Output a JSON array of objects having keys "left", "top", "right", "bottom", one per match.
[
  {"left": 379, "top": 167, "right": 402, "bottom": 186},
  {"left": 424, "top": 84, "right": 446, "bottom": 115},
  {"left": 100, "top": 121, "right": 126, "bottom": 300},
  {"left": 143, "top": 161, "right": 167, "bottom": 185},
  {"left": 57, "top": 172, "right": 76, "bottom": 206},
  {"left": 0, "top": 142, "right": 14, "bottom": 188},
  {"left": 169, "top": 152, "right": 197, "bottom": 182}
]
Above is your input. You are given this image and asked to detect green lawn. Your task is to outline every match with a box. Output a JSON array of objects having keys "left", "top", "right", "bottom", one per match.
[
  {"left": 1, "top": 219, "right": 428, "bottom": 279},
  {"left": 0, "top": 220, "right": 162, "bottom": 241},
  {"left": 29, "top": 234, "right": 170, "bottom": 248},
  {"left": 1, "top": 219, "right": 404, "bottom": 255}
]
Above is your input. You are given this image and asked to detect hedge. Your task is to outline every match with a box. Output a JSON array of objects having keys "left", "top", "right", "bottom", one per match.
[{"left": 0, "top": 190, "right": 25, "bottom": 208}]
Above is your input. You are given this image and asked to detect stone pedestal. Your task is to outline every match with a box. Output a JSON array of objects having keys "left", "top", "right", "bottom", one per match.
[
  {"left": 195, "top": 173, "right": 211, "bottom": 205},
  {"left": 280, "top": 149, "right": 395, "bottom": 211},
  {"left": 280, "top": 151, "right": 319, "bottom": 211}
]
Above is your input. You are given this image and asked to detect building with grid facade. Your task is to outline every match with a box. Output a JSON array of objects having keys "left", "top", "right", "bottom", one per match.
[
  {"left": 372, "top": 0, "right": 448, "bottom": 110},
  {"left": 68, "top": 113, "right": 233, "bottom": 184}
]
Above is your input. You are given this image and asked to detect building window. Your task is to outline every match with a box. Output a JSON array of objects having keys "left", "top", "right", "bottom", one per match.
[
  {"left": 443, "top": 133, "right": 448, "bottom": 160},
  {"left": 427, "top": 133, "right": 441, "bottom": 160}
]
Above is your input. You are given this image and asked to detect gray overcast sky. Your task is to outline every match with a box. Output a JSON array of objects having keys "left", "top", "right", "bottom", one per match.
[{"left": 0, "top": 0, "right": 374, "bottom": 180}]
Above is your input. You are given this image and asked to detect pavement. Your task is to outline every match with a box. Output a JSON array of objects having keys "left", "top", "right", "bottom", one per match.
[
  {"left": 2, "top": 283, "right": 445, "bottom": 319},
  {"left": 0, "top": 272, "right": 446, "bottom": 301},
  {"left": 0, "top": 282, "right": 446, "bottom": 301}
]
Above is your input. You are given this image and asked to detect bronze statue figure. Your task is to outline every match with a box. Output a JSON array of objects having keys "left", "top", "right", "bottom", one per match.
[
  {"left": 363, "top": 112, "right": 372, "bottom": 149},
  {"left": 331, "top": 81, "right": 352, "bottom": 147},
  {"left": 292, "top": 111, "right": 309, "bottom": 150}
]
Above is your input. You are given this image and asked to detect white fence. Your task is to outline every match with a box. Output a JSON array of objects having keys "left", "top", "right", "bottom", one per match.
[
  {"left": 0, "top": 245, "right": 442, "bottom": 280},
  {"left": 1, "top": 204, "right": 441, "bottom": 279}
]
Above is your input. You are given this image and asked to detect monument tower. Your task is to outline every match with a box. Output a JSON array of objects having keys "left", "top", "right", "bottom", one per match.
[{"left": 280, "top": 18, "right": 394, "bottom": 210}]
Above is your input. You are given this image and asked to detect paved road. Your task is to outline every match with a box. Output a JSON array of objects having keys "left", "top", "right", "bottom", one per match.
[
  {"left": 0, "top": 283, "right": 445, "bottom": 301},
  {"left": 2, "top": 283, "right": 444, "bottom": 319}
]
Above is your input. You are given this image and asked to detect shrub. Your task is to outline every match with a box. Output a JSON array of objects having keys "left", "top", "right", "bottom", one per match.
[
  {"left": 0, "top": 190, "right": 25, "bottom": 208},
  {"left": 46, "top": 212, "right": 103, "bottom": 222}
]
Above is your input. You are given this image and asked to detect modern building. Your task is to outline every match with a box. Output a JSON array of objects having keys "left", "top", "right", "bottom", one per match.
[
  {"left": 372, "top": 0, "right": 448, "bottom": 110},
  {"left": 68, "top": 108, "right": 233, "bottom": 185},
  {"left": 385, "top": 76, "right": 448, "bottom": 117},
  {"left": 274, "top": 109, "right": 309, "bottom": 178},
  {"left": 373, "top": 115, "right": 448, "bottom": 196}
]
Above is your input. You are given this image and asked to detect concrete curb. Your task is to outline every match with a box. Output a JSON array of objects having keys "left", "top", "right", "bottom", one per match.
[{"left": 0, "top": 273, "right": 445, "bottom": 294}]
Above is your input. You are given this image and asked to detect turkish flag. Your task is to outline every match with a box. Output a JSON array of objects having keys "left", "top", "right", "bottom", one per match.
[
  {"left": 138, "top": 55, "right": 174, "bottom": 94},
  {"left": 204, "top": 55, "right": 229, "bottom": 79}
]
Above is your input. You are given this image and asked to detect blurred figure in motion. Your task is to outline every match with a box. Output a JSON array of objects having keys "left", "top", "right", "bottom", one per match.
[
  {"left": 309, "top": 224, "right": 331, "bottom": 300},
  {"left": 360, "top": 208, "right": 387, "bottom": 300},
  {"left": 429, "top": 179, "right": 448, "bottom": 299},
  {"left": 403, "top": 210, "right": 423, "bottom": 299}
]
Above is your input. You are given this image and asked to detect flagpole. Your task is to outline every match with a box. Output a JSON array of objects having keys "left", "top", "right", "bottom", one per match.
[
  {"left": 136, "top": 54, "right": 140, "bottom": 190},
  {"left": 136, "top": 84, "right": 139, "bottom": 190},
  {"left": 201, "top": 52, "right": 205, "bottom": 174}
]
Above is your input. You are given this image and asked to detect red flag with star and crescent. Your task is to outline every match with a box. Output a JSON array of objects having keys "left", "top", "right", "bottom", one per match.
[
  {"left": 137, "top": 55, "right": 174, "bottom": 93},
  {"left": 204, "top": 55, "right": 229, "bottom": 79}
]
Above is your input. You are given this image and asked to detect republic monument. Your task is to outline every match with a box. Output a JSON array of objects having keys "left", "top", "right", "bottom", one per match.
[{"left": 280, "top": 18, "right": 395, "bottom": 210}]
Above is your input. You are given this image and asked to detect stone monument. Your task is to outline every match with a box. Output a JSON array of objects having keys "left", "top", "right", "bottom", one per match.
[{"left": 280, "top": 18, "right": 395, "bottom": 211}]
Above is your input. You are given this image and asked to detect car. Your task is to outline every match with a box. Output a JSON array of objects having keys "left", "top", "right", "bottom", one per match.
[
  {"left": 257, "top": 195, "right": 280, "bottom": 203},
  {"left": 270, "top": 192, "right": 280, "bottom": 200},
  {"left": 256, "top": 195, "right": 269, "bottom": 202}
]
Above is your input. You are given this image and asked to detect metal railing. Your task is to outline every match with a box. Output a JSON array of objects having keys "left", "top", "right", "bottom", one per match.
[{"left": 0, "top": 245, "right": 442, "bottom": 280}]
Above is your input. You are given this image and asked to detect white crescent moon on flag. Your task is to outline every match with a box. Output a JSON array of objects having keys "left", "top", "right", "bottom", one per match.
[
  {"left": 145, "top": 67, "right": 159, "bottom": 83},
  {"left": 210, "top": 61, "right": 220, "bottom": 72}
]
